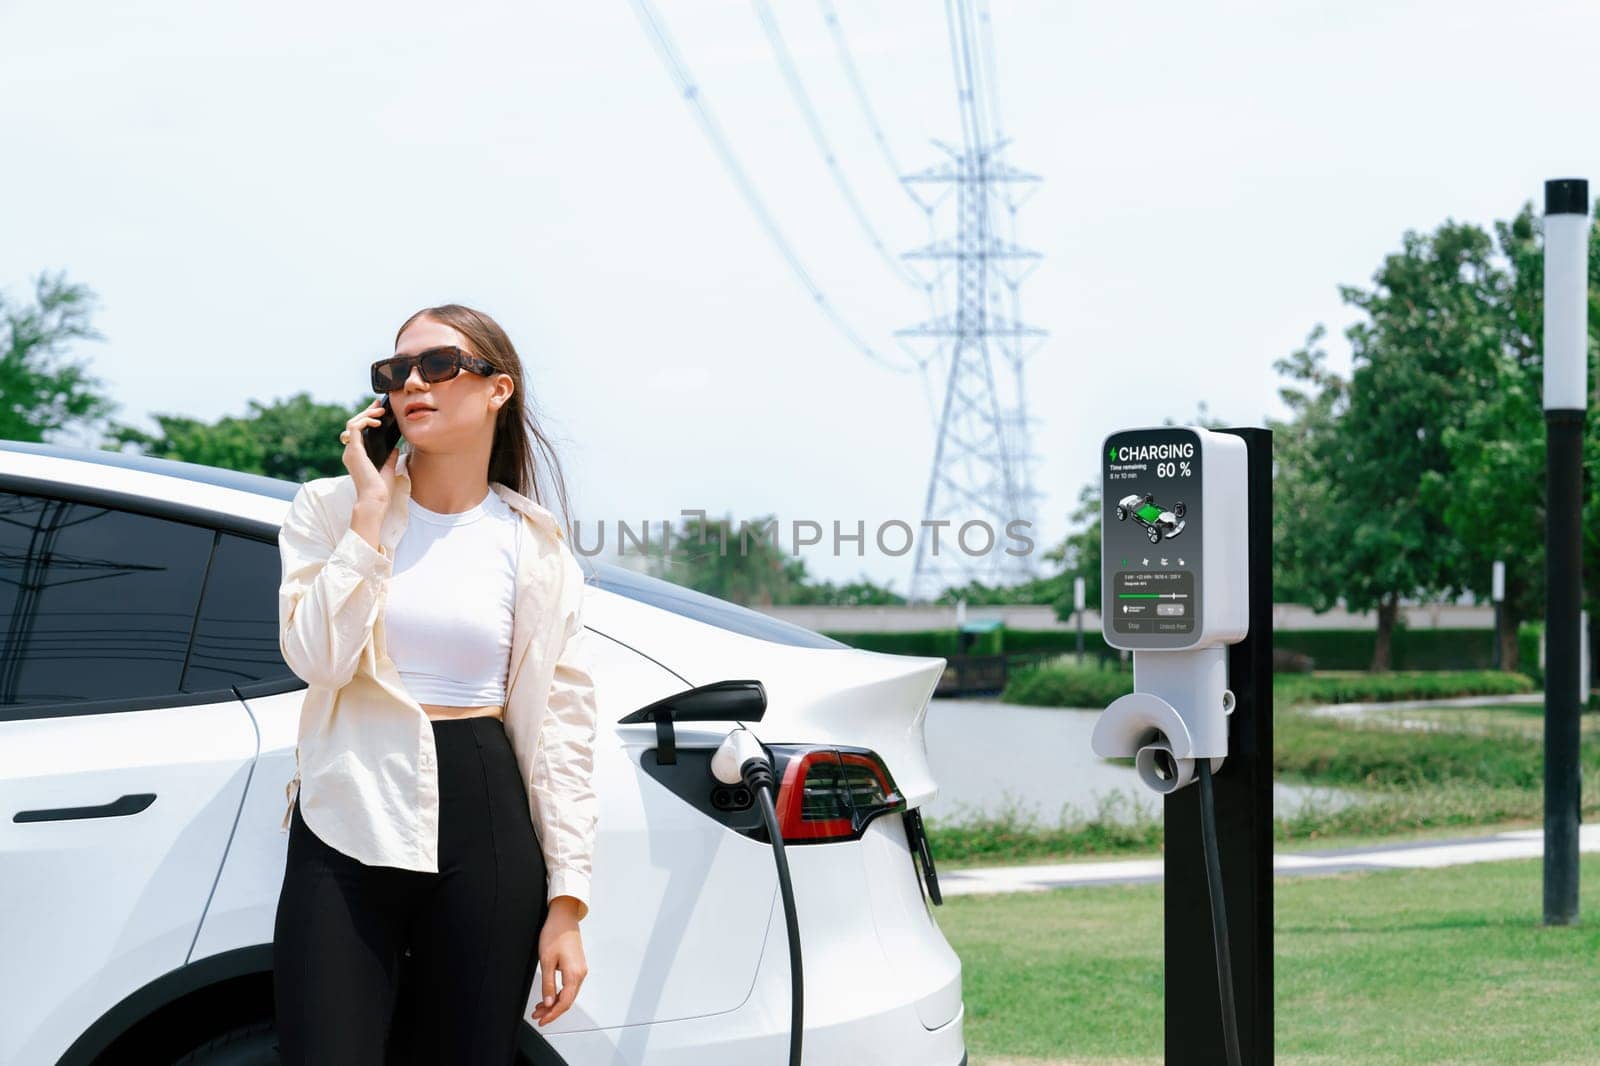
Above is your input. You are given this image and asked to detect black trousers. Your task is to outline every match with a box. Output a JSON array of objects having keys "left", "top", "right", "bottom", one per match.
[{"left": 274, "top": 715, "right": 549, "bottom": 1066}]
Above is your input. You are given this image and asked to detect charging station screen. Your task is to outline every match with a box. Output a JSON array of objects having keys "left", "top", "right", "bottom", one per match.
[{"left": 1102, "top": 428, "right": 1203, "bottom": 650}]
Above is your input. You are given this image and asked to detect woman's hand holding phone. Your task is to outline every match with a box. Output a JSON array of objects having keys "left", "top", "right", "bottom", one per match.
[{"left": 343, "top": 398, "right": 400, "bottom": 511}]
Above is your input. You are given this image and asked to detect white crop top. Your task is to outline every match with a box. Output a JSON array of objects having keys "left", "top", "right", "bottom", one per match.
[{"left": 384, "top": 486, "right": 521, "bottom": 706}]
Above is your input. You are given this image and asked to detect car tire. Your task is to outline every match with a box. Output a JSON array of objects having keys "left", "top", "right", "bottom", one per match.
[
  {"left": 172, "top": 1020, "right": 281, "bottom": 1066},
  {"left": 1147, "top": 529, "right": 1160, "bottom": 544},
  {"left": 1174, "top": 502, "right": 1186, "bottom": 518},
  {"left": 1115, "top": 507, "right": 1126, "bottom": 521}
]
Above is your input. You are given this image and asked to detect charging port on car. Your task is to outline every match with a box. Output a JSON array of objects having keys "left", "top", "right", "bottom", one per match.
[{"left": 710, "top": 784, "right": 754, "bottom": 811}]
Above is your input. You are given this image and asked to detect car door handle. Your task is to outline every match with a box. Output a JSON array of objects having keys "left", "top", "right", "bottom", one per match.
[{"left": 13, "top": 793, "right": 157, "bottom": 823}]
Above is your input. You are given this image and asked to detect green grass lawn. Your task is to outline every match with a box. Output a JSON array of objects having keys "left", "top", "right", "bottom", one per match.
[
  {"left": 927, "top": 701, "right": 1600, "bottom": 868},
  {"left": 1270, "top": 703, "right": 1600, "bottom": 845},
  {"left": 940, "top": 856, "right": 1600, "bottom": 1065}
]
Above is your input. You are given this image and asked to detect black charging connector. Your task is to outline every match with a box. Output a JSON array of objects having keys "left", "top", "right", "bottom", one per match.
[{"left": 739, "top": 756, "right": 802, "bottom": 1066}]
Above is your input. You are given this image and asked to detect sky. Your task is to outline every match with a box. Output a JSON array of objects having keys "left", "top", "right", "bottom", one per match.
[{"left": 3, "top": 0, "right": 1595, "bottom": 593}]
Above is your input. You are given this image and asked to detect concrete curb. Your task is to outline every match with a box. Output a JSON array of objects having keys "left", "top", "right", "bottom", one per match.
[{"left": 1304, "top": 692, "right": 1544, "bottom": 718}]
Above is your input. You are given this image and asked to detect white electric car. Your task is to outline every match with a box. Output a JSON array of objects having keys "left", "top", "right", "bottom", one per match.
[{"left": 0, "top": 440, "right": 966, "bottom": 1066}]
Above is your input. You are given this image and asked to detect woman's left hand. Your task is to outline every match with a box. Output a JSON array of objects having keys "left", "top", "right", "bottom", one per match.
[{"left": 531, "top": 897, "right": 588, "bottom": 1026}]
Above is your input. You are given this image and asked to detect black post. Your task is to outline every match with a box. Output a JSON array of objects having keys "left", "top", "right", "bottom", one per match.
[
  {"left": 1166, "top": 427, "right": 1272, "bottom": 1064},
  {"left": 1542, "top": 176, "right": 1588, "bottom": 927},
  {"left": 1491, "top": 560, "right": 1506, "bottom": 671},
  {"left": 1545, "top": 408, "right": 1583, "bottom": 924},
  {"left": 1076, "top": 611, "right": 1085, "bottom": 665},
  {"left": 1492, "top": 602, "right": 1503, "bottom": 670}
]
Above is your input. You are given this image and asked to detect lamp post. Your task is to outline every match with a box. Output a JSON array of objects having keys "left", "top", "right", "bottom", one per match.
[
  {"left": 1542, "top": 177, "right": 1588, "bottom": 927},
  {"left": 1491, "top": 560, "right": 1505, "bottom": 670},
  {"left": 1074, "top": 576, "right": 1086, "bottom": 665}
]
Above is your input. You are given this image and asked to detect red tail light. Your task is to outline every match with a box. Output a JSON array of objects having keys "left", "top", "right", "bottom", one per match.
[{"left": 770, "top": 745, "right": 905, "bottom": 843}]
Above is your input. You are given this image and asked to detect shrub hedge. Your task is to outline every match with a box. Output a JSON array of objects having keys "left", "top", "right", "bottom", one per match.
[
  {"left": 827, "top": 627, "right": 1005, "bottom": 657},
  {"left": 823, "top": 623, "right": 1544, "bottom": 681},
  {"left": 1272, "top": 670, "right": 1537, "bottom": 706},
  {"left": 997, "top": 664, "right": 1538, "bottom": 709},
  {"left": 1003, "top": 662, "right": 1136, "bottom": 709},
  {"left": 1273, "top": 624, "right": 1545, "bottom": 676}
]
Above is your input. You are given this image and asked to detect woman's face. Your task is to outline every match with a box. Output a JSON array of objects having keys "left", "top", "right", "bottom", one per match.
[{"left": 389, "top": 318, "right": 511, "bottom": 448}]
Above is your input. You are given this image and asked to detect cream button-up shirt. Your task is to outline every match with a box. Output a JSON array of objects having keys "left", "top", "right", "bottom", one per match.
[{"left": 276, "top": 447, "right": 598, "bottom": 920}]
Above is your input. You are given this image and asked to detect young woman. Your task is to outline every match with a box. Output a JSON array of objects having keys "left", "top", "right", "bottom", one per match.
[{"left": 272, "top": 304, "right": 598, "bottom": 1065}]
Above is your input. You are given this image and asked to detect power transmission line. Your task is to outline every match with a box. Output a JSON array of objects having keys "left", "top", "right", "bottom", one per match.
[
  {"left": 813, "top": 0, "right": 959, "bottom": 429},
  {"left": 752, "top": 0, "right": 925, "bottom": 291},
  {"left": 816, "top": 0, "right": 915, "bottom": 197},
  {"left": 972, "top": 0, "right": 1039, "bottom": 223},
  {"left": 975, "top": 0, "right": 1046, "bottom": 463},
  {"left": 625, "top": 0, "right": 912, "bottom": 374}
]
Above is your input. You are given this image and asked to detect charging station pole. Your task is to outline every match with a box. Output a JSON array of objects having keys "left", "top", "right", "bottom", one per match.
[
  {"left": 1092, "top": 424, "right": 1272, "bottom": 1064},
  {"left": 1165, "top": 427, "right": 1272, "bottom": 1064}
]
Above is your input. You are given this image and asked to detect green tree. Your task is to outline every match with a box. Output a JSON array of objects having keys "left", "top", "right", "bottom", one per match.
[
  {"left": 1271, "top": 325, "right": 1349, "bottom": 608},
  {"left": 1040, "top": 484, "right": 1101, "bottom": 622},
  {"left": 787, "top": 576, "right": 905, "bottom": 606},
  {"left": 106, "top": 391, "right": 371, "bottom": 483},
  {"left": 0, "top": 271, "right": 115, "bottom": 442},
  {"left": 1435, "top": 203, "right": 1600, "bottom": 674},
  {"left": 640, "top": 511, "right": 807, "bottom": 606},
  {"left": 1577, "top": 210, "right": 1600, "bottom": 681},
  {"left": 1292, "top": 220, "right": 1505, "bottom": 670},
  {"left": 1435, "top": 205, "right": 1548, "bottom": 670},
  {"left": 937, "top": 570, "right": 1065, "bottom": 608}
]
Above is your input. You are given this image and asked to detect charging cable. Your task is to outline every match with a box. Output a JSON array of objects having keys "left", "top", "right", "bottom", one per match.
[
  {"left": 1196, "top": 759, "right": 1242, "bottom": 1066},
  {"left": 713, "top": 726, "right": 802, "bottom": 1066}
]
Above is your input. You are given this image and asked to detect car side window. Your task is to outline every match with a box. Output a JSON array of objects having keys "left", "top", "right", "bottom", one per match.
[
  {"left": 182, "top": 532, "right": 296, "bottom": 692},
  {"left": 0, "top": 491, "right": 211, "bottom": 711}
]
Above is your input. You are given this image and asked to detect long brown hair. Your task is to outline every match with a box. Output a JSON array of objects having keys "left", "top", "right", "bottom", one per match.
[{"left": 393, "top": 304, "right": 574, "bottom": 541}]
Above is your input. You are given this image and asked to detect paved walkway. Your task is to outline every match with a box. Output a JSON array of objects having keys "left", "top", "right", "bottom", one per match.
[
  {"left": 1305, "top": 691, "right": 1544, "bottom": 719},
  {"left": 939, "top": 823, "right": 1600, "bottom": 896}
]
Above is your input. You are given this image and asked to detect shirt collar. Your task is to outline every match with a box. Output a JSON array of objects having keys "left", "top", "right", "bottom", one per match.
[{"left": 393, "top": 446, "right": 566, "bottom": 543}]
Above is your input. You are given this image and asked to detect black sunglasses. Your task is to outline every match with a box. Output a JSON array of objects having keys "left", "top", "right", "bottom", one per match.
[{"left": 370, "top": 346, "right": 497, "bottom": 393}]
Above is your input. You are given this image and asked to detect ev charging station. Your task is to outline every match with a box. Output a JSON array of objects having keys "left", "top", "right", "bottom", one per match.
[{"left": 1091, "top": 426, "right": 1273, "bottom": 1065}]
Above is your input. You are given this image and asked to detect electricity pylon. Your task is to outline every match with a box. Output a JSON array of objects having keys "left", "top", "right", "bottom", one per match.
[{"left": 899, "top": 0, "right": 1047, "bottom": 604}]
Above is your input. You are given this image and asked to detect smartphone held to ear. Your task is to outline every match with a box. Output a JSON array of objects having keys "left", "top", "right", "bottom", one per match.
[{"left": 365, "top": 395, "right": 403, "bottom": 470}]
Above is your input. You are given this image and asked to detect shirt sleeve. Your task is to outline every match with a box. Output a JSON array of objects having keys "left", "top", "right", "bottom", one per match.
[
  {"left": 277, "top": 483, "right": 393, "bottom": 690},
  {"left": 534, "top": 548, "right": 600, "bottom": 921}
]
